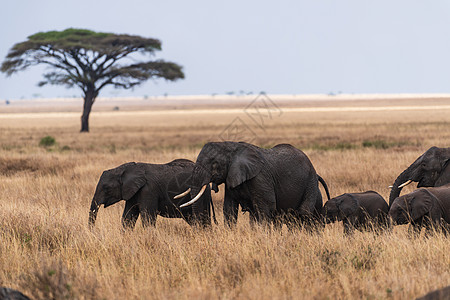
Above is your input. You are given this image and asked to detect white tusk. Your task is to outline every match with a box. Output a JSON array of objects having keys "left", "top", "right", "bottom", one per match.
[
  {"left": 388, "top": 186, "right": 393, "bottom": 189},
  {"left": 174, "top": 188, "right": 191, "bottom": 200},
  {"left": 180, "top": 185, "right": 207, "bottom": 208},
  {"left": 398, "top": 180, "right": 413, "bottom": 188}
]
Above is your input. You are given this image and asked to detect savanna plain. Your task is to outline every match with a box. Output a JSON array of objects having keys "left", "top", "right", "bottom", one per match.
[{"left": 0, "top": 96, "right": 450, "bottom": 299}]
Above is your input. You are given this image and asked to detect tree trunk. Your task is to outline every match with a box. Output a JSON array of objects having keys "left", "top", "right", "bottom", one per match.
[{"left": 81, "top": 92, "right": 95, "bottom": 132}]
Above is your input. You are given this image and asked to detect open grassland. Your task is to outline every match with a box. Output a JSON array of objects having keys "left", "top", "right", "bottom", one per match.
[{"left": 0, "top": 96, "right": 450, "bottom": 299}]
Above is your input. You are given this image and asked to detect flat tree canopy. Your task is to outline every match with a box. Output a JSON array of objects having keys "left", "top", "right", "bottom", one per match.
[{"left": 1, "top": 28, "right": 185, "bottom": 132}]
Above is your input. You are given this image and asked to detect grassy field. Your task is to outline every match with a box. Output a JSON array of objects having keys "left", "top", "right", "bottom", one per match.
[{"left": 0, "top": 96, "right": 449, "bottom": 299}]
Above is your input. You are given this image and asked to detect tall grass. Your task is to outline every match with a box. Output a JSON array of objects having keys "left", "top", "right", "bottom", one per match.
[{"left": 0, "top": 100, "right": 449, "bottom": 299}]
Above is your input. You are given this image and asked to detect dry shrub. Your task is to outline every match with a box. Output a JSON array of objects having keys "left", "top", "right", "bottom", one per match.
[
  {"left": 20, "top": 260, "right": 99, "bottom": 300},
  {"left": 319, "top": 248, "right": 342, "bottom": 274},
  {"left": 213, "top": 252, "right": 263, "bottom": 289},
  {"left": 0, "top": 156, "right": 73, "bottom": 176},
  {"left": 349, "top": 243, "right": 382, "bottom": 270},
  {"left": 0, "top": 210, "right": 77, "bottom": 253}
]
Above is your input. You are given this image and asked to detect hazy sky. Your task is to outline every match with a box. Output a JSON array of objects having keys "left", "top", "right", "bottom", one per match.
[{"left": 1, "top": 0, "right": 450, "bottom": 99}]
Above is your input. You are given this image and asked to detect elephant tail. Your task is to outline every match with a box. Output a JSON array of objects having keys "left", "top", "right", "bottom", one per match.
[
  {"left": 210, "top": 196, "right": 218, "bottom": 225},
  {"left": 318, "top": 175, "right": 331, "bottom": 201}
]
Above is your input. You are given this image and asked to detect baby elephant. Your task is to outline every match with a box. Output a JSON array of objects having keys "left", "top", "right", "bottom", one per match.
[
  {"left": 323, "top": 191, "right": 390, "bottom": 234},
  {"left": 389, "top": 184, "right": 450, "bottom": 235}
]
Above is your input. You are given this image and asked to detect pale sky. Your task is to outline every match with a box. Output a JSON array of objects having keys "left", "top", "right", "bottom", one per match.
[{"left": 1, "top": 0, "right": 450, "bottom": 99}]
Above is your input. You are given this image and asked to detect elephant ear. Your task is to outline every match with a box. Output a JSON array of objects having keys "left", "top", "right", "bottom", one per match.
[
  {"left": 410, "top": 189, "right": 433, "bottom": 220},
  {"left": 226, "top": 147, "right": 262, "bottom": 189},
  {"left": 337, "top": 194, "right": 359, "bottom": 218},
  {"left": 121, "top": 163, "right": 147, "bottom": 201},
  {"left": 436, "top": 160, "right": 450, "bottom": 186}
]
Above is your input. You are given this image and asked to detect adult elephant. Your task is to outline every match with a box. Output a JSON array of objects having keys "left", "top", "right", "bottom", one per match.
[
  {"left": 89, "top": 159, "right": 215, "bottom": 229},
  {"left": 389, "top": 184, "right": 450, "bottom": 234},
  {"left": 177, "top": 142, "right": 330, "bottom": 228},
  {"left": 389, "top": 147, "right": 450, "bottom": 206}
]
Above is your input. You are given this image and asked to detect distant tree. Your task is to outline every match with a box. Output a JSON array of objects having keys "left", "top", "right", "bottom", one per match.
[{"left": 1, "top": 28, "right": 184, "bottom": 132}]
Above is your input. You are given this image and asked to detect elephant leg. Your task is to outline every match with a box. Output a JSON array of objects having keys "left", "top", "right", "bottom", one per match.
[
  {"left": 435, "top": 217, "right": 448, "bottom": 236},
  {"left": 408, "top": 217, "right": 423, "bottom": 238},
  {"left": 423, "top": 217, "right": 436, "bottom": 237},
  {"left": 249, "top": 210, "right": 258, "bottom": 229},
  {"left": 253, "top": 198, "right": 276, "bottom": 227},
  {"left": 140, "top": 211, "right": 157, "bottom": 227},
  {"left": 354, "top": 220, "right": 365, "bottom": 233},
  {"left": 343, "top": 219, "right": 354, "bottom": 235},
  {"left": 298, "top": 184, "right": 323, "bottom": 231},
  {"left": 122, "top": 197, "right": 140, "bottom": 230},
  {"left": 356, "top": 216, "right": 369, "bottom": 232},
  {"left": 423, "top": 215, "right": 444, "bottom": 236},
  {"left": 272, "top": 213, "right": 284, "bottom": 231},
  {"left": 378, "top": 213, "right": 392, "bottom": 233},
  {"left": 248, "top": 183, "right": 276, "bottom": 227},
  {"left": 285, "top": 210, "right": 304, "bottom": 231},
  {"left": 136, "top": 187, "right": 158, "bottom": 228},
  {"left": 223, "top": 191, "right": 239, "bottom": 228}
]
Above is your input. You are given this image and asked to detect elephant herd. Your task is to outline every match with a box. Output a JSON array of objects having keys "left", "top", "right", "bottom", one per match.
[{"left": 89, "top": 142, "right": 450, "bottom": 234}]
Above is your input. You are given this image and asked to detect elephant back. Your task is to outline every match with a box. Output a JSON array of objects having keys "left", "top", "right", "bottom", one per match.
[
  {"left": 167, "top": 158, "right": 194, "bottom": 168},
  {"left": 357, "top": 191, "right": 389, "bottom": 216}
]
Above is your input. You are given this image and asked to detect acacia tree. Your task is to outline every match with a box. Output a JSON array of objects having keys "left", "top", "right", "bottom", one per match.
[{"left": 1, "top": 28, "right": 184, "bottom": 132}]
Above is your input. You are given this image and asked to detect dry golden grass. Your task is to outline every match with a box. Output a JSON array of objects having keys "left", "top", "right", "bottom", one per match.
[{"left": 0, "top": 97, "right": 450, "bottom": 299}]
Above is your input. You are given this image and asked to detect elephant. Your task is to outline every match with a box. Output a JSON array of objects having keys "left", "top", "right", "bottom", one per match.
[
  {"left": 88, "top": 159, "right": 215, "bottom": 229},
  {"left": 322, "top": 191, "right": 390, "bottom": 234},
  {"left": 389, "top": 147, "right": 450, "bottom": 206},
  {"left": 0, "top": 287, "right": 30, "bottom": 300},
  {"left": 389, "top": 184, "right": 450, "bottom": 235},
  {"left": 416, "top": 285, "right": 450, "bottom": 300},
  {"left": 176, "top": 141, "right": 330, "bottom": 228}
]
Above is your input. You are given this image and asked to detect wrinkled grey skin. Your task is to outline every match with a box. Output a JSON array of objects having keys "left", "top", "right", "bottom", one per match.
[
  {"left": 0, "top": 287, "right": 30, "bottom": 300},
  {"left": 389, "top": 147, "right": 450, "bottom": 206},
  {"left": 89, "top": 159, "right": 213, "bottom": 229},
  {"left": 188, "top": 141, "right": 330, "bottom": 228},
  {"left": 389, "top": 184, "right": 450, "bottom": 235},
  {"left": 322, "top": 191, "right": 390, "bottom": 234}
]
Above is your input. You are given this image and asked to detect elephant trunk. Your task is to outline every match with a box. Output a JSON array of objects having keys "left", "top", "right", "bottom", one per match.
[
  {"left": 88, "top": 199, "right": 100, "bottom": 228},
  {"left": 191, "top": 187, "right": 203, "bottom": 223},
  {"left": 321, "top": 207, "right": 331, "bottom": 224},
  {"left": 389, "top": 163, "right": 415, "bottom": 207},
  {"left": 189, "top": 164, "right": 212, "bottom": 218},
  {"left": 321, "top": 207, "right": 336, "bottom": 224}
]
